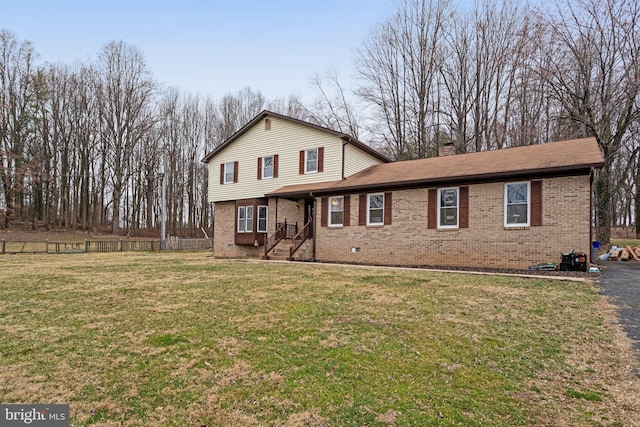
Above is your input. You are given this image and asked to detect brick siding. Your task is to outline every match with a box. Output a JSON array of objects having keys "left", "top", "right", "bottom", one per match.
[
  {"left": 315, "top": 175, "right": 591, "bottom": 270},
  {"left": 213, "top": 198, "right": 304, "bottom": 258}
]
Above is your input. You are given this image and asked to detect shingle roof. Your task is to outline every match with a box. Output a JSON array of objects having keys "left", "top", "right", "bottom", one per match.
[
  {"left": 201, "top": 110, "right": 390, "bottom": 163},
  {"left": 267, "top": 137, "right": 604, "bottom": 198}
]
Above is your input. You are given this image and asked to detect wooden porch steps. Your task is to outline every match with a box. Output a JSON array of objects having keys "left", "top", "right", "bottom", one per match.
[{"left": 266, "top": 239, "right": 313, "bottom": 261}]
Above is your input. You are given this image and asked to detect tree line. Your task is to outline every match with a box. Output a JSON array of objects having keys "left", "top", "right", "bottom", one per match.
[
  {"left": 315, "top": 0, "right": 640, "bottom": 242},
  {"left": 1, "top": 0, "right": 638, "bottom": 242},
  {"left": 0, "top": 33, "right": 304, "bottom": 237}
]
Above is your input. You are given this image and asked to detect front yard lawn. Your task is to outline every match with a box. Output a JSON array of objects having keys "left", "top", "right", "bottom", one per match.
[{"left": 0, "top": 253, "right": 638, "bottom": 426}]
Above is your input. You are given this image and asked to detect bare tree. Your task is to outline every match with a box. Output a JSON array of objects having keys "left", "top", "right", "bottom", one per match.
[
  {"left": 266, "top": 94, "right": 307, "bottom": 119},
  {"left": 0, "top": 30, "right": 36, "bottom": 228},
  {"left": 95, "top": 41, "right": 156, "bottom": 234},
  {"left": 355, "top": 0, "right": 452, "bottom": 160},
  {"left": 213, "top": 86, "right": 266, "bottom": 143},
  {"left": 306, "top": 70, "right": 362, "bottom": 138},
  {"left": 536, "top": 0, "right": 640, "bottom": 244}
]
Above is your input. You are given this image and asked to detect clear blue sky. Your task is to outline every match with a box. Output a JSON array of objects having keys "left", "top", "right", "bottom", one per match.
[{"left": 1, "top": 0, "right": 393, "bottom": 101}]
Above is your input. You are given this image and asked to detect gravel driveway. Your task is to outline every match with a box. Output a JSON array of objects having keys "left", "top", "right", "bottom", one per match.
[{"left": 599, "top": 261, "right": 640, "bottom": 352}]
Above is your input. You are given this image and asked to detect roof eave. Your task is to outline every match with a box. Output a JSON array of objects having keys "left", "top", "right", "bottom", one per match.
[{"left": 308, "top": 164, "right": 602, "bottom": 196}]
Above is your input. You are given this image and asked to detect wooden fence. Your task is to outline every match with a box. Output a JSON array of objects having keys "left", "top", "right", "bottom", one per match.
[
  {"left": 167, "top": 237, "right": 213, "bottom": 251},
  {"left": 0, "top": 238, "right": 212, "bottom": 254}
]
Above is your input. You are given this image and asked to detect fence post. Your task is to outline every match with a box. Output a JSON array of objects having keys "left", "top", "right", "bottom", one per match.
[
  {"left": 46, "top": 240, "right": 49, "bottom": 254},
  {"left": 1, "top": 239, "right": 4, "bottom": 254},
  {"left": 120, "top": 240, "right": 123, "bottom": 252},
  {"left": 85, "top": 240, "right": 89, "bottom": 253}
]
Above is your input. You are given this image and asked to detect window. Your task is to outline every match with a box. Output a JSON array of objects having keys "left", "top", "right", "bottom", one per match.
[
  {"left": 438, "top": 187, "right": 459, "bottom": 228},
  {"left": 258, "top": 155, "right": 278, "bottom": 180},
  {"left": 235, "top": 199, "right": 268, "bottom": 245},
  {"left": 367, "top": 193, "right": 384, "bottom": 225},
  {"left": 262, "top": 156, "right": 274, "bottom": 179},
  {"left": 237, "top": 206, "right": 245, "bottom": 232},
  {"left": 299, "top": 148, "right": 323, "bottom": 175},
  {"left": 329, "top": 196, "right": 344, "bottom": 226},
  {"left": 305, "top": 148, "right": 318, "bottom": 173},
  {"left": 237, "top": 206, "right": 253, "bottom": 233},
  {"left": 505, "top": 182, "right": 530, "bottom": 226},
  {"left": 224, "top": 162, "right": 235, "bottom": 184},
  {"left": 257, "top": 205, "right": 268, "bottom": 233}
]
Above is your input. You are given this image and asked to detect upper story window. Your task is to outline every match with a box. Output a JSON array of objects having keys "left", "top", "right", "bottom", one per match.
[
  {"left": 367, "top": 193, "right": 384, "bottom": 225},
  {"left": 438, "top": 187, "right": 459, "bottom": 228},
  {"left": 505, "top": 182, "right": 530, "bottom": 226},
  {"left": 257, "top": 155, "right": 278, "bottom": 180},
  {"left": 329, "top": 196, "right": 344, "bottom": 227},
  {"left": 224, "top": 162, "right": 235, "bottom": 184},
  {"left": 262, "top": 156, "right": 274, "bottom": 179},
  {"left": 299, "top": 147, "right": 324, "bottom": 175},
  {"left": 305, "top": 148, "right": 318, "bottom": 174}
]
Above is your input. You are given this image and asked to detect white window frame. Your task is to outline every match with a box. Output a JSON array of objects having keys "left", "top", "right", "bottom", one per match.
[
  {"left": 257, "top": 205, "right": 268, "bottom": 233},
  {"left": 245, "top": 206, "right": 253, "bottom": 232},
  {"left": 237, "top": 206, "right": 254, "bottom": 233},
  {"left": 237, "top": 206, "right": 245, "bottom": 232},
  {"left": 262, "top": 156, "right": 274, "bottom": 179},
  {"left": 367, "top": 193, "right": 384, "bottom": 226},
  {"left": 328, "top": 196, "right": 344, "bottom": 227},
  {"left": 224, "top": 162, "right": 235, "bottom": 184},
  {"left": 304, "top": 148, "right": 318, "bottom": 174},
  {"left": 437, "top": 187, "right": 459, "bottom": 229},
  {"left": 504, "top": 181, "right": 530, "bottom": 227}
]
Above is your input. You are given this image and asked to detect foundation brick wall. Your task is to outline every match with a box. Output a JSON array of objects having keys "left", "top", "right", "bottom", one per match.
[
  {"left": 213, "top": 199, "right": 303, "bottom": 258},
  {"left": 315, "top": 175, "right": 591, "bottom": 270}
]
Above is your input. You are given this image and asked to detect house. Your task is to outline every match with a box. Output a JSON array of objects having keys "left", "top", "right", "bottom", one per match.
[
  {"left": 202, "top": 110, "right": 390, "bottom": 259},
  {"left": 204, "top": 111, "right": 605, "bottom": 270}
]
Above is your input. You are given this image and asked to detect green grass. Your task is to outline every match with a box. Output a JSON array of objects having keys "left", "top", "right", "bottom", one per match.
[
  {"left": 565, "top": 388, "right": 603, "bottom": 402},
  {"left": 0, "top": 253, "right": 637, "bottom": 426},
  {"left": 611, "top": 238, "right": 640, "bottom": 248}
]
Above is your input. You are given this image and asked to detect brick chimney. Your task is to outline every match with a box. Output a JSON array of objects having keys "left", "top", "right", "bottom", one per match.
[{"left": 439, "top": 141, "right": 456, "bottom": 157}]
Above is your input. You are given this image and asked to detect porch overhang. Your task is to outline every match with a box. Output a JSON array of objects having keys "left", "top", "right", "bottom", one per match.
[{"left": 266, "top": 180, "right": 342, "bottom": 201}]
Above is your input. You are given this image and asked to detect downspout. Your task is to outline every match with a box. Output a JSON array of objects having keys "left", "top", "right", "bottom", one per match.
[
  {"left": 341, "top": 137, "right": 350, "bottom": 179},
  {"left": 342, "top": 143, "right": 346, "bottom": 179}
]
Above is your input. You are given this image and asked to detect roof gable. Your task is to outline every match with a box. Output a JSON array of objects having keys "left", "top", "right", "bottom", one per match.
[{"left": 201, "top": 110, "right": 390, "bottom": 163}]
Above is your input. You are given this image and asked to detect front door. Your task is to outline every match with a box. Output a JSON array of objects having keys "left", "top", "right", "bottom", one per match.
[{"left": 304, "top": 199, "right": 314, "bottom": 225}]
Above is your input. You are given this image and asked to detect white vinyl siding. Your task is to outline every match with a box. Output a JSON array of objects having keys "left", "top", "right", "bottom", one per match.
[
  {"left": 343, "top": 143, "right": 386, "bottom": 177},
  {"left": 208, "top": 116, "right": 348, "bottom": 203}
]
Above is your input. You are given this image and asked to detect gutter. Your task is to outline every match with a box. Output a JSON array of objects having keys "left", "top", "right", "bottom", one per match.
[{"left": 270, "top": 166, "right": 598, "bottom": 199}]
